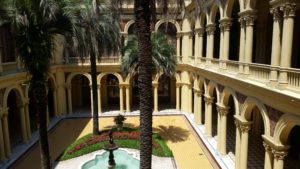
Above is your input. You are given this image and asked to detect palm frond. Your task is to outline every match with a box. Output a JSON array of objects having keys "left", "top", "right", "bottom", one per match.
[{"left": 121, "top": 31, "right": 176, "bottom": 76}]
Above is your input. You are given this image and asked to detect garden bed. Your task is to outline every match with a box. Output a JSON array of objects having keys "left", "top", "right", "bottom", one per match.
[{"left": 59, "top": 127, "right": 173, "bottom": 161}]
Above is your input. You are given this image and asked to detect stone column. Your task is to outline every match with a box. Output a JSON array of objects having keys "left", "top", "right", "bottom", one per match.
[
  {"left": 119, "top": 85, "right": 124, "bottom": 112},
  {"left": 182, "top": 32, "right": 191, "bottom": 63},
  {"left": 193, "top": 89, "right": 199, "bottom": 120},
  {"left": 220, "top": 18, "right": 232, "bottom": 69},
  {"left": 217, "top": 104, "right": 230, "bottom": 155},
  {"left": 279, "top": 4, "right": 297, "bottom": 85},
  {"left": 24, "top": 98, "right": 31, "bottom": 139},
  {"left": 2, "top": 108, "right": 11, "bottom": 157},
  {"left": 234, "top": 118, "right": 242, "bottom": 168},
  {"left": 56, "top": 71, "right": 67, "bottom": 115},
  {"left": 19, "top": 105, "right": 28, "bottom": 142},
  {"left": 153, "top": 83, "right": 158, "bottom": 112},
  {"left": 125, "top": 85, "right": 131, "bottom": 112},
  {"left": 244, "top": 14, "right": 256, "bottom": 75},
  {"left": 263, "top": 141, "right": 274, "bottom": 169},
  {"left": 219, "top": 28, "right": 224, "bottom": 68},
  {"left": 53, "top": 89, "right": 58, "bottom": 116},
  {"left": 198, "top": 28, "right": 205, "bottom": 62},
  {"left": 206, "top": 24, "right": 216, "bottom": 65},
  {"left": 272, "top": 149, "right": 288, "bottom": 169},
  {"left": 97, "top": 84, "right": 102, "bottom": 114},
  {"left": 270, "top": 8, "right": 282, "bottom": 84},
  {"left": 239, "top": 121, "right": 252, "bottom": 169},
  {"left": 176, "top": 83, "right": 181, "bottom": 111},
  {"left": 176, "top": 34, "right": 181, "bottom": 59},
  {"left": 194, "top": 90, "right": 203, "bottom": 124},
  {"left": 0, "top": 49, "right": 3, "bottom": 74},
  {"left": 90, "top": 85, "right": 94, "bottom": 114},
  {"left": 67, "top": 85, "right": 72, "bottom": 114},
  {"left": 238, "top": 18, "right": 246, "bottom": 74},
  {"left": 204, "top": 95, "right": 214, "bottom": 137},
  {"left": 0, "top": 110, "right": 6, "bottom": 160},
  {"left": 194, "top": 29, "right": 200, "bottom": 62}
]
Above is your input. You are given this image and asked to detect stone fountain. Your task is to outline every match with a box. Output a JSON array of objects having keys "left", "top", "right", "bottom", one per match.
[{"left": 103, "top": 130, "right": 119, "bottom": 168}]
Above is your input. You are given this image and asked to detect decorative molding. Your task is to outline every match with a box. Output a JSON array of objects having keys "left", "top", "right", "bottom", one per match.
[
  {"left": 219, "top": 18, "right": 232, "bottom": 32},
  {"left": 216, "top": 104, "right": 230, "bottom": 116},
  {"left": 280, "top": 3, "right": 297, "bottom": 18},
  {"left": 263, "top": 141, "right": 273, "bottom": 152},
  {"left": 270, "top": 7, "right": 282, "bottom": 21},
  {"left": 272, "top": 149, "right": 288, "bottom": 160},
  {"left": 204, "top": 96, "right": 214, "bottom": 104},
  {"left": 205, "top": 24, "right": 216, "bottom": 35}
]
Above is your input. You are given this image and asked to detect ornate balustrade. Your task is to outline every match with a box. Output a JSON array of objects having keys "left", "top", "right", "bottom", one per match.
[
  {"left": 249, "top": 63, "right": 271, "bottom": 82},
  {"left": 225, "top": 60, "right": 239, "bottom": 73},
  {"left": 287, "top": 68, "right": 300, "bottom": 89}
]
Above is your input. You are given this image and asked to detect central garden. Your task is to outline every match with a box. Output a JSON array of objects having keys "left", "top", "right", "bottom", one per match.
[{"left": 59, "top": 116, "right": 173, "bottom": 161}]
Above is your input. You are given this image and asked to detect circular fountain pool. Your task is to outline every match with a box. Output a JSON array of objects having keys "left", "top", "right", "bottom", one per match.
[{"left": 81, "top": 149, "right": 139, "bottom": 169}]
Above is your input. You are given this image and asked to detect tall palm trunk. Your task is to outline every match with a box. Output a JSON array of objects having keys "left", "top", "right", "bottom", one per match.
[
  {"left": 90, "top": 51, "right": 99, "bottom": 135},
  {"left": 33, "top": 81, "right": 51, "bottom": 169},
  {"left": 134, "top": 1, "right": 153, "bottom": 168}
]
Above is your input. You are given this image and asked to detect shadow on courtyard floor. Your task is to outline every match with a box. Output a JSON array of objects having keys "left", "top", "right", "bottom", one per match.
[{"left": 153, "top": 125, "right": 189, "bottom": 143}]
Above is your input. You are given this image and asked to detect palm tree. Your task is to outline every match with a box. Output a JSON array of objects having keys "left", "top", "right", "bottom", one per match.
[
  {"left": 1, "top": 0, "right": 73, "bottom": 168},
  {"left": 122, "top": 31, "right": 176, "bottom": 76},
  {"left": 63, "top": 0, "right": 120, "bottom": 135},
  {"left": 112, "top": 1, "right": 187, "bottom": 168}
]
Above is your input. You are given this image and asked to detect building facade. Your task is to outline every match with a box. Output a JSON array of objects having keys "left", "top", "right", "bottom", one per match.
[{"left": 0, "top": 0, "right": 300, "bottom": 168}]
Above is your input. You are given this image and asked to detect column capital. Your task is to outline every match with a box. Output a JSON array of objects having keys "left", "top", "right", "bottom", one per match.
[
  {"left": 272, "top": 149, "right": 288, "bottom": 160},
  {"left": 176, "top": 83, "right": 182, "bottom": 87},
  {"left": 195, "top": 28, "right": 205, "bottom": 37},
  {"left": 280, "top": 3, "right": 298, "bottom": 18},
  {"left": 204, "top": 95, "right": 214, "bottom": 104},
  {"left": 206, "top": 24, "right": 216, "bottom": 35},
  {"left": 219, "top": 18, "right": 232, "bottom": 32},
  {"left": 270, "top": 7, "right": 282, "bottom": 21},
  {"left": 263, "top": 141, "right": 273, "bottom": 152},
  {"left": 152, "top": 82, "right": 159, "bottom": 88},
  {"left": 0, "top": 107, "right": 9, "bottom": 118},
  {"left": 244, "top": 15, "right": 256, "bottom": 26},
  {"left": 216, "top": 103, "right": 230, "bottom": 116},
  {"left": 239, "top": 122, "right": 252, "bottom": 133},
  {"left": 234, "top": 116, "right": 252, "bottom": 133},
  {"left": 24, "top": 97, "right": 30, "bottom": 105}
]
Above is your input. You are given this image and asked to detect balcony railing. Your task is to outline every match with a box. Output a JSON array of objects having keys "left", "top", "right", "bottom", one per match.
[
  {"left": 287, "top": 68, "right": 300, "bottom": 89},
  {"left": 249, "top": 63, "right": 270, "bottom": 82},
  {"left": 225, "top": 60, "right": 239, "bottom": 73},
  {"left": 67, "top": 56, "right": 120, "bottom": 64}
]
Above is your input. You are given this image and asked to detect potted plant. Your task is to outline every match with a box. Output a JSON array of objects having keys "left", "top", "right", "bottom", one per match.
[{"left": 114, "top": 114, "right": 126, "bottom": 131}]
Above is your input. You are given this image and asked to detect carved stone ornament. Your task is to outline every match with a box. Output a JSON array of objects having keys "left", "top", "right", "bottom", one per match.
[
  {"left": 270, "top": 7, "right": 282, "bottom": 21},
  {"left": 204, "top": 96, "right": 214, "bottom": 104},
  {"left": 272, "top": 149, "right": 288, "bottom": 160},
  {"left": 205, "top": 24, "right": 216, "bottom": 35},
  {"left": 280, "top": 3, "right": 297, "bottom": 18},
  {"left": 239, "top": 122, "right": 252, "bottom": 133},
  {"left": 263, "top": 141, "right": 272, "bottom": 152}
]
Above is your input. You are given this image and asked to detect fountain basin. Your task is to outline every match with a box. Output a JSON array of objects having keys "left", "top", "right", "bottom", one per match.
[{"left": 81, "top": 148, "right": 139, "bottom": 169}]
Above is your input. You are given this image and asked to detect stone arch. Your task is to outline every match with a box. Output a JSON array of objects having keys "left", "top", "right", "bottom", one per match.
[
  {"left": 97, "top": 72, "right": 123, "bottom": 84},
  {"left": 3, "top": 85, "right": 25, "bottom": 107},
  {"left": 221, "top": 87, "right": 240, "bottom": 115},
  {"left": 206, "top": 81, "right": 220, "bottom": 102},
  {"left": 224, "top": 0, "right": 243, "bottom": 17},
  {"left": 273, "top": 114, "right": 300, "bottom": 145},
  {"left": 240, "top": 97, "right": 271, "bottom": 136},
  {"left": 197, "top": 77, "right": 205, "bottom": 91},
  {"left": 155, "top": 19, "right": 181, "bottom": 32},
  {"left": 199, "top": 13, "right": 207, "bottom": 28},
  {"left": 47, "top": 74, "right": 57, "bottom": 90},
  {"left": 66, "top": 73, "right": 92, "bottom": 86},
  {"left": 209, "top": 3, "right": 223, "bottom": 23},
  {"left": 123, "top": 20, "right": 135, "bottom": 33}
]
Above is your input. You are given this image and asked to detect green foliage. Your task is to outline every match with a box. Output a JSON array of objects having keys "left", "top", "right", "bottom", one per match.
[
  {"left": 62, "top": 0, "right": 120, "bottom": 58},
  {"left": 121, "top": 31, "right": 176, "bottom": 76},
  {"left": 114, "top": 114, "right": 127, "bottom": 125},
  {"left": 59, "top": 128, "right": 173, "bottom": 161}
]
